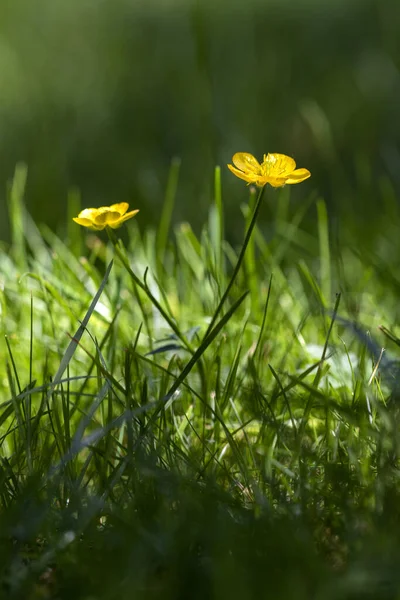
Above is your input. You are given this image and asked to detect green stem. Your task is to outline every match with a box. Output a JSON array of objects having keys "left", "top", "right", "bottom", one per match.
[{"left": 202, "top": 184, "right": 266, "bottom": 341}]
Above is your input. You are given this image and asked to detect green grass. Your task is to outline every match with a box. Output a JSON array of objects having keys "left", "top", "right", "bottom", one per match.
[{"left": 2, "top": 162, "right": 400, "bottom": 599}]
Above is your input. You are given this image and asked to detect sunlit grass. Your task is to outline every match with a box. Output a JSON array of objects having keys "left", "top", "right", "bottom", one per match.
[{"left": 1, "top": 162, "right": 400, "bottom": 597}]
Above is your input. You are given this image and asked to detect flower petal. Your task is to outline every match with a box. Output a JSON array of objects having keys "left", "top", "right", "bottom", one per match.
[
  {"left": 266, "top": 178, "right": 289, "bottom": 188},
  {"left": 108, "top": 209, "right": 140, "bottom": 228},
  {"left": 264, "top": 153, "right": 296, "bottom": 177},
  {"left": 109, "top": 202, "right": 129, "bottom": 216},
  {"left": 284, "top": 168, "right": 311, "bottom": 184},
  {"left": 232, "top": 153, "right": 261, "bottom": 175},
  {"left": 227, "top": 163, "right": 257, "bottom": 184},
  {"left": 73, "top": 217, "right": 105, "bottom": 230},
  {"left": 94, "top": 211, "right": 120, "bottom": 225},
  {"left": 76, "top": 208, "right": 100, "bottom": 220}
]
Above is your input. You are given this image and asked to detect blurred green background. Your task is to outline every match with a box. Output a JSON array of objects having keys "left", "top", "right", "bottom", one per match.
[{"left": 0, "top": 0, "right": 399, "bottom": 242}]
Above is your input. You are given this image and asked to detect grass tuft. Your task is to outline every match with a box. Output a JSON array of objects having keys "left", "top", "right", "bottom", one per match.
[{"left": 1, "top": 164, "right": 400, "bottom": 597}]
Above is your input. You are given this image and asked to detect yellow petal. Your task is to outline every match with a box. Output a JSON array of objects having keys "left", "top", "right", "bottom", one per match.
[
  {"left": 227, "top": 163, "right": 257, "bottom": 184},
  {"left": 76, "top": 208, "right": 100, "bottom": 221},
  {"left": 94, "top": 211, "right": 120, "bottom": 226},
  {"left": 73, "top": 217, "right": 94, "bottom": 227},
  {"left": 109, "top": 202, "right": 129, "bottom": 216},
  {"left": 264, "top": 153, "right": 296, "bottom": 177},
  {"left": 73, "top": 217, "right": 105, "bottom": 230},
  {"left": 108, "top": 209, "right": 140, "bottom": 229},
  {"left": 232, "top": 153, "right": 261, "bottom": 175},
  {"left": 266, "top": 178, "right": 289, "bottom": 188},
  {"left": 284, "top": 168, "right": 311, "bottom": 184}
]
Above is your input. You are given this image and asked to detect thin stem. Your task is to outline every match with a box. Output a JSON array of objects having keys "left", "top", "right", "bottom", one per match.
[{"left": 202, "top": 185, "right": 266, "bottom": 341}]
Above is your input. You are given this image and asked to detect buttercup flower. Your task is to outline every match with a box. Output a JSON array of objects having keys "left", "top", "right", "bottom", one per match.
[
  {"left": 73, "top": 203, "right": 139, "bottom": 230},
  {"left": 227, "top": 152, "right": 311, "bottom": 188}
]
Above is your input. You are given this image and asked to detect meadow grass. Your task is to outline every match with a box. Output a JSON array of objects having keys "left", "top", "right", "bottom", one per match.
[{"left": 1, "top": 163, "right": 400, "bottom": 598}]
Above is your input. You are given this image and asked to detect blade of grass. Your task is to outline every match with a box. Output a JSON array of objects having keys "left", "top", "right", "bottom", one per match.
[
  {"left": 162, "top": 289, "right": 249, "bottom": 403},
  {"left": 109, "top": 232, "right": 194, "bottom": 353},
  {"left": 209, "top": 165, "right": 224, "bottom": 278},
  {"left": 202, "top": 184, "right": 265, "bottom": 340},
  {"left": 47, "top": 260, "right": 114, "bottom": 398},
  {"left": 7, "top": 163, "right": 28, "bottom": 272},
  {"left": 156, "top": 157, "right": 181, "bottom": 272},
  {"left": 317, "top": 198, "right": 331, "bottom": 305}
]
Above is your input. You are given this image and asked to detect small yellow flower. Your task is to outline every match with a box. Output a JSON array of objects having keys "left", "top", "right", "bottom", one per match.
[
  {"left": 73, "top": 203, "right": 139, "bottom": 231},
  {"left": 227, "top": 152, "right": 311, "bottom": 188}
]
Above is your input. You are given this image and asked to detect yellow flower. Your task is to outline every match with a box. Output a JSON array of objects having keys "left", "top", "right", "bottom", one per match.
[
  {"left": 227, "top": 152, "right": 311, "bottom": 188},
  {"left": 73, "top": 203, "right": 139, "bottom": 230}
]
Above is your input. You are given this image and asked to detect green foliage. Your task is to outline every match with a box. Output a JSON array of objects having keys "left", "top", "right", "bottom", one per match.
[
  {"left": 0, "top": 0, "right": 399, "bottom": 242},
  {"left": 2, "top": 163, "right": 400, "bottom": 597}
]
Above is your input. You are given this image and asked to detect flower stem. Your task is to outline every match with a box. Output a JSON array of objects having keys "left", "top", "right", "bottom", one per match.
[{"left": 203, "top": 185, "right": 266, "bottom": 341}]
